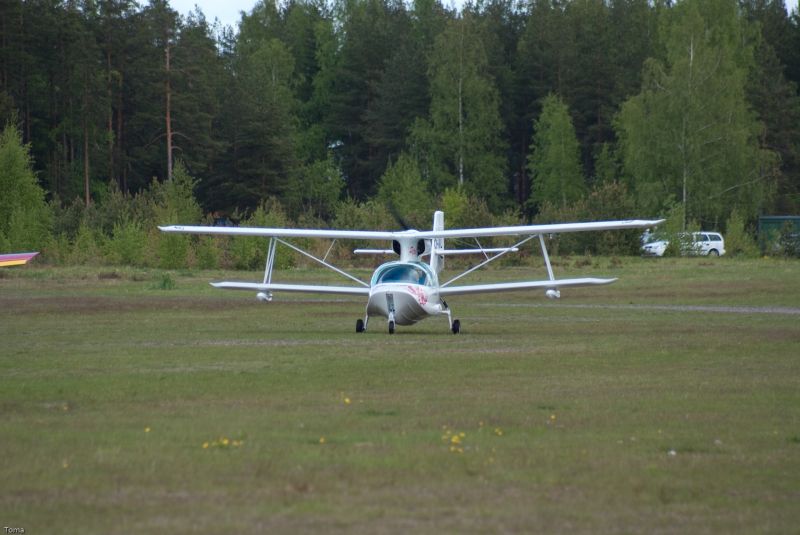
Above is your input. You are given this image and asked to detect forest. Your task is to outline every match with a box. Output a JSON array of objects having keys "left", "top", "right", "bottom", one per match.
[{"left": 1, "top": 0, "right": 800, "bottom": 266}]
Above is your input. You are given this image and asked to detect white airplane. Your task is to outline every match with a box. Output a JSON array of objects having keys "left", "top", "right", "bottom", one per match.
[{"left": 160, "top": 212, "right": 662, "bottom": 334}]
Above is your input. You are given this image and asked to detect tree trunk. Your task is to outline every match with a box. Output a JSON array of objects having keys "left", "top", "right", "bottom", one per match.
[
  {"left": 457, "top": 19, "right": 464, "bottom": 187},
  {"left": 165, "top": 42, "right": 173, "bottom": 181},
  {"left": 107, "top": 48, "right": 114, "bottom": 185},
  {"left": 83, "top": 114, "right": 90, "bottom": 206}
]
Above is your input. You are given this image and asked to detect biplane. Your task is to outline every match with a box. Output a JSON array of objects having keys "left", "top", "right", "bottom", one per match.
[{"left": 160, "top": 212, "right": 662, "bottom": 334}]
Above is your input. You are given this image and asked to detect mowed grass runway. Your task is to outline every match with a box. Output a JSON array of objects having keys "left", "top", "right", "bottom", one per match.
[{"left": 1, "top": 258, "right": 799, "bottom": 533}]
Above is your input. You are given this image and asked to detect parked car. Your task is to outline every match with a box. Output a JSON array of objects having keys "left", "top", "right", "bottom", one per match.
[{"left": 641, "top": 232, "right": 726, "bottom": 257}]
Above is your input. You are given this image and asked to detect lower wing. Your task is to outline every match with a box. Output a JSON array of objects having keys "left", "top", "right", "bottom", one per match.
[
  {"left": 211, "top": 282, "right": 370, "bottom": 296},
  {"left": 438, "top": 277, "right": 617, "bottom": 296}
]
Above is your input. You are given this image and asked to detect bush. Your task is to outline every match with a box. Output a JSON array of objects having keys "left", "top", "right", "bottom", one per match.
[
  {"left": 4, "top": 205, "right": 53, "bottom": 252},
  {"left": 658, "top": 204, "right": 698, "bottom": 257},
  {"left": 777, "top": 222, "right": 800, "bottom": 257},
  {"left": 724, "top": 210, "right": 758, "bottom": 258},
  {"left": 195, "top": 236, "right": 221, "bottom": 270},
  {"left": 105, "top": 218, "right": 147, "bottom": 265},
  {"left": 230, "top": 199, "right": 295, "bottom": 270},
  {"left": 585, "top": 181, "right": 639, "bottom": 255},
  {"left": 69, "top": 220, "right": 102, "bottom": 265},
  {"left": 44, "top": 233, "right": 72, "bottom": 266},
  {"left": 157, "top": 232, "right": 191, "bottom": 269},
  {"left": 534, "top": 199, "right": 590, "bottom": 256}
]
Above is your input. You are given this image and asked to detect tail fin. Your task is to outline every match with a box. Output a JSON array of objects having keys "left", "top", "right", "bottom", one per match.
[{"left": 429, "top": 211, "right": 445, "bottom": 274}]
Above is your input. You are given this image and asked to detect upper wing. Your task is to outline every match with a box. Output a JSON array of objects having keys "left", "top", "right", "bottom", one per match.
[
  {"left": 160, "top": 219, "right": 662, "bottom": 241},
  {"left": 159, "top": 225, "right": 398, "bottom": 241},
  {"left": 0, "top": 252, "right": 39, "bottom": 267},
  {"left": 438, "top": 277, "right": 617, "bottom": 296},
  {"left": 211, "top": 281, "right": 370, "bottom": 296},
  {"left": 415, "top": 219, "right": 664, "bottom": 240}
]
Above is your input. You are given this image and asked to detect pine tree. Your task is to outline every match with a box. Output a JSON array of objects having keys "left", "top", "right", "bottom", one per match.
[
  {"left": 229, "top": 38, "right": 300, "bottom": 208},
  {"left": 323, "top": 0, "right": 410, "bottom": 198},
  {"left": 171, "top": 9, "right": 226, "bottom": 183}
]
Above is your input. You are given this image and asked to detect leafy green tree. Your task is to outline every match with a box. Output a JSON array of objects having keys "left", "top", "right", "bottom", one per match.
[
  {"left": 616, "top": 0, "right": 773, "bottom": 228},
  {"left": 376, "top": 152, "right": 433, "bottom": 229},
  {"left": 411, "top": 13, "right": 508, "bottom": 210},
  {"left": 288, "top": 153, "right": 345, "bottom": 219},
  {"left": 724, "top": 208, "right": 759, "bottom": 257},
  {"left": 0, "top": 123, "right": 51, "bottom": 250},
  {"left": 150, "top": 160, "right": 202, "bottom": 268},
  {"left": 527, "top": 94, "right": 585, "bottom": 211}
]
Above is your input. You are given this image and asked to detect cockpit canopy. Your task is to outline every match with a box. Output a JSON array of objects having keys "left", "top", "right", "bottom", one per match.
[{"left": 371, "top": 262, "right": 435, "bottom": 287}]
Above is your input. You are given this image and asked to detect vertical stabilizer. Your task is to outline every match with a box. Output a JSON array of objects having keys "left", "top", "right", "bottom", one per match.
[{"left": 430, "top": 211, "right": 445, "bottom": 274}]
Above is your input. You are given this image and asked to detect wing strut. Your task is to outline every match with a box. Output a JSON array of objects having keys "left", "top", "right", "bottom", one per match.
[
  {"left": 538, "top": 234, "right": 561, "bottom": 299},
  {"left": 259, "top": 237, "right": 278, "bottom": 301},
  {"left": 275, "top": 238, "right": 369, "bottom": 288},
  {"left": 539, "top": 234, "right": 555, "bottom": 282},
  {"left": 441, "top": 234, "right": 538, "bottom": 287}
]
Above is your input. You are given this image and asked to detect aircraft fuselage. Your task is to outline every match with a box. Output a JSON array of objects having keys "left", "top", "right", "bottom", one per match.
[
  {"left": 363, "top": 260, "right": 451, "bottom": 331},
  {"left": 366, "top": 283, "right": 444, "bottom": 325}
]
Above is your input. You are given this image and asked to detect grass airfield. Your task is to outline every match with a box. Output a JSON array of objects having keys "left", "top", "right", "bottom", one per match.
[{"left": 1, "top": 257, "right": 799, "bottom": 533}]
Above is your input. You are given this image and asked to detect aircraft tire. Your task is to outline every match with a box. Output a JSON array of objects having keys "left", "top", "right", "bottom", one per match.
[
  {"left": 356, "top": 319, "right": 365, "bottom": 333},
  {"left": 451, "top": 319, "right": 460, "bottom": 334},
  {"left": 388, "top": 320, "right": 395, "bottom": 334}
]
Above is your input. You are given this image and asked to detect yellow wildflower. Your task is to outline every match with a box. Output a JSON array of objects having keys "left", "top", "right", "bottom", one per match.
[
  {"left": 144, "top": 427, "right": 151, "bottom": 433},
  {"left": 202, "top": 442, "right": 209, "bottom": 449},
  {"left": 319, "top": 437, "right": 326, "bottom": 444},
  {"left": 344, "top": 397, "right": 351, "bottom": 405}
]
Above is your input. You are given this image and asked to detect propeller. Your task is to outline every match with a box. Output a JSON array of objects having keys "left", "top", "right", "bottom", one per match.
[{"left": 387, "top": 202, "right": 425, "bottom": 255}]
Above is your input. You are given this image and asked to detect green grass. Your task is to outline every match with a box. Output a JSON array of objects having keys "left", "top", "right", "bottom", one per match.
[{"left": 1, "top": 257, "right": 799, "bottom": 533}]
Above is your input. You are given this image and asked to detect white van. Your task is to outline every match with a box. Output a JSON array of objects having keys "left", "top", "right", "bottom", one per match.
[{"left": 642, "top": 232, "right": 725, "bottom": 257}]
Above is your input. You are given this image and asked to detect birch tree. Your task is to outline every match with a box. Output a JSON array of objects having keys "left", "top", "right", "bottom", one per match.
[
  {"left": 616, "top": 0, "right": 773, "bottom": 227},
  {"left": 411, "top": 13, "right": 508, "bottom": 210}
]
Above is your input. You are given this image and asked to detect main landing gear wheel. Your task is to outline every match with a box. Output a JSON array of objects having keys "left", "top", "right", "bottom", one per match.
[
  {"left": 356, "top": 318, "right": 365, "bottom": 333},
  {"left": 451, "top": 319, "right": 460, "bottom": 334},
  {"left": 388, "top": 320, "right": 395, "bottom": 334}
]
